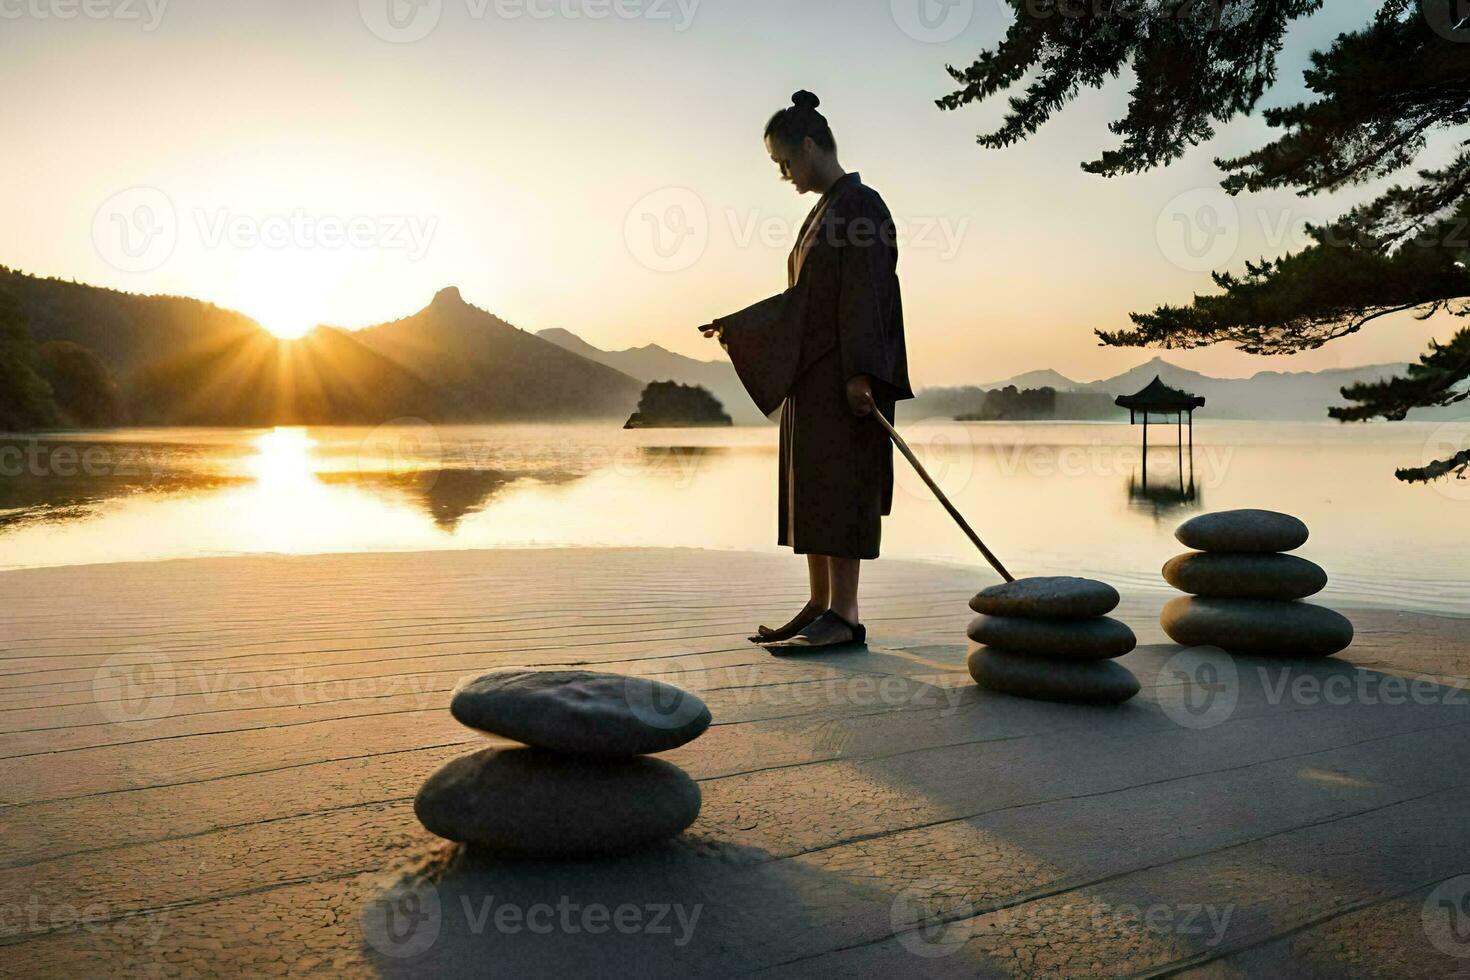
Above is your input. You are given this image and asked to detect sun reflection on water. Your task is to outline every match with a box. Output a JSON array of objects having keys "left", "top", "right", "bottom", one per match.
[{"left": 244, "top": 427, "right": 320, "bottom": 489}]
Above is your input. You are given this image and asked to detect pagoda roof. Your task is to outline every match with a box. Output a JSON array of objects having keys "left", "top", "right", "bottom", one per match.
[{"left": 1114, "top": 375, "right": 1206, "bottom": 411}]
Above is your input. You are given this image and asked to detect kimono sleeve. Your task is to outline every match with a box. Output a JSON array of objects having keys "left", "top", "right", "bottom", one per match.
[
  {"left": 836, "top": 193, "right": 901, "bottom": 390},
  {"left": 713, "top": 281, "right": 809, "bottom": 416}
]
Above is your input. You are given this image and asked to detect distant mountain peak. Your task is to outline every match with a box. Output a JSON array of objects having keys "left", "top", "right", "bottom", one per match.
[
  {"left": 977, "top": 367, "right": 1081, "bottom": 391},
  {"left": 535, "top": 325, "right": 767, "bottom": 423},
  {"left": 431, "top": 286, "right": 464, "bottom": 307}
]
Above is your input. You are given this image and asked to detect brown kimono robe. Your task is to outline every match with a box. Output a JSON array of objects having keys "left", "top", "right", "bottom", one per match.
[{"left": 715, "top": 172, "right": 913, "bottom": 559}]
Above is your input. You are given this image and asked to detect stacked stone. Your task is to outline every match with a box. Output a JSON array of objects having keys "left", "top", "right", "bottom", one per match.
[
  {"left": 414, "top": 670, "right": 709, "bottom": 857},
  {"left": 966, "top": 577, "right": 1140, "bottom": 705},
  {"left": 1160, "top": 509, "right": 1353, "bottom": 658}
]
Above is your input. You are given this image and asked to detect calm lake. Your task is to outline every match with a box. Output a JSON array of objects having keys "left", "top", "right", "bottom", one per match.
[{"left": 0, "top": 419, "right": 1464, "bottom": 615}]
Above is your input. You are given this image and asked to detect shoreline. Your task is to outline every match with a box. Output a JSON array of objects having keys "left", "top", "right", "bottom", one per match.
[{"left": 3, "top": 544, "right": 1465, "bottom": 621}]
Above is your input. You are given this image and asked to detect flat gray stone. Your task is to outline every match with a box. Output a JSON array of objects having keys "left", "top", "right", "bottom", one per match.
[
  {"left": 1175, "top": 509, "right": 1309, "bottom": 553},
  {"left": 451, "top": 670, "right": 711, "bottom": 756},
  {"left": 968, "top": 576, "right": 1120, "bottom": 620},
  {"left": 966, "top": 645, "right": 1140, "bottom": 705},
  {"left": 414, "top": 748, "right": 701, "bottom": 855},
  {"left": 1161, "top": 596, "right": 1353, "bottom": 657},
  {"left": 1163, "top": 551, "right": 1327, "bottom": 600},
  {"left": 967, "top": 614, "right": 1136, "bottom": 660}
]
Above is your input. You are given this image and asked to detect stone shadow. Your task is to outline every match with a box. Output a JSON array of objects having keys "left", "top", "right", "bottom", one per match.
[{"left": 361, "top": 833, "right": 994, "bottom": 978}]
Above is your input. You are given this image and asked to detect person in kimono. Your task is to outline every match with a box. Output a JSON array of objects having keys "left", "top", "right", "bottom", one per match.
[{"left": 699, "top": 90, "right": 913, "bottom": 650}]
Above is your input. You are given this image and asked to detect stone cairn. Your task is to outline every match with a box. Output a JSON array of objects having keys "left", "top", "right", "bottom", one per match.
[
  {"left": 1160, "top": 509, "right": 1353, "bottom": 658},
  {"left": 966, "top": 577, "right": 1141, "bottom": 705},
  {"left": 414, "top": 670, "right": 710, "bottom": 857}
]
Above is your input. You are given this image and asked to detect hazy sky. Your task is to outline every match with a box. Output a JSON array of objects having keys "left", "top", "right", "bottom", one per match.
[{"left": 2, "top": 0, "right": 1456, "bottom": 384}]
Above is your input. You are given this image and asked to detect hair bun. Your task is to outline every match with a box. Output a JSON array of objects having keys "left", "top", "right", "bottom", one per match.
[{"left": 791, "top": 90, "right": 821, "bottom": 111}]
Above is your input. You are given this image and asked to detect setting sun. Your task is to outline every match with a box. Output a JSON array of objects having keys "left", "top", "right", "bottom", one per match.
[
  {"left": 261, "top": 319, "right": 313, "bottom": 340},
  {"left": 235, "top": 253, "right": 339, "bottom": 341}
]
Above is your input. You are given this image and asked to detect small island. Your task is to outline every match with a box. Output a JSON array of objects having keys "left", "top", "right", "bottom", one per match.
[
  {"left": 624, "top": 380, "right": 733, "bottom": 428},
  {"left": 953, "top": 385, "right": 1120, "bottom": 422},
  {"left": 956, "top": 385, "right": 1057, "bottom": 421}
]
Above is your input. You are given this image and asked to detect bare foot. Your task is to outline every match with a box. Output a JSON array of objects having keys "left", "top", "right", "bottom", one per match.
[
  {"left": 749, "top": 599, "right": 825, "bottom": 643},
  {"left": 765, "top": 610, "right": 867, "bottom": 653}
]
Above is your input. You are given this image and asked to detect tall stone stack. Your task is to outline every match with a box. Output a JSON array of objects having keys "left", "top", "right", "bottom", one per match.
[
  {"left": 966, "top": 576, "right": 1141, "bottom": 705},
  {"left": 414, "top": 670, "right": 710, "bottom": 857},
  {"left": 1160, "top": 509, "right": 1353, "bottom": 657}
]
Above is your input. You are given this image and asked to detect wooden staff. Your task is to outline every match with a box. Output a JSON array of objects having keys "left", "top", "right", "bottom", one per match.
[{"left": 870, "top": 405, "right": 1016, "bottom": 583}]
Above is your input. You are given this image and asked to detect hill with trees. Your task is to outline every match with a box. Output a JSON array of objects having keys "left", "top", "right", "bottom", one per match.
[
  {"left": 353, "top": 288, "right": 643, "bottom": 421},
  {"left": 623, "top": 381, "right": 732, "bottom": 428},
  {"left": 0, "top": 286, "right": 61, "bottom": 431},
  {"left": 0, "top": 270, "right": 645, "bottom": 428}
]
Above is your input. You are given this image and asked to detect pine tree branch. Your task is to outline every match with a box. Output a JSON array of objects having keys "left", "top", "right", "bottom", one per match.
[{"left": 1396, "top": 450, "right": 1470, "bottom": 484}]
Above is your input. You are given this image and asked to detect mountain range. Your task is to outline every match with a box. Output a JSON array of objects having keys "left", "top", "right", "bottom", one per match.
[
  {"left": 948, "top": 356, "right": 1423, "bottom": 421},
  {"left": 0, "top": 264, "right": 1439, "bottom": 428},
  {"left": 542, "top": 338, "right": 1424, "bottom": 423},
  {"left": 535, "top": 327, "right": 766, "bottom": 424},
  {"left": 347, "top": 287, "right": 643, "bottom": 420},
  {"left": 1, "top": 270, "right": 647, "bottom": 426}
]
